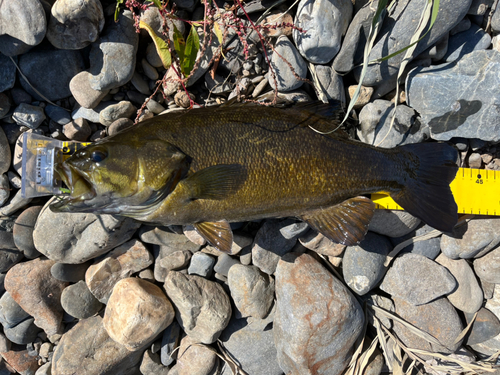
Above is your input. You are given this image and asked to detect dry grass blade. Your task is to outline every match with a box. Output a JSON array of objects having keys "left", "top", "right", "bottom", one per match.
[
  {"left": 374, "top": 316, "right": 393, "bottom": 371},
  {"left": 355, "top": 336, "right": 380, "bottom": 375},
  {"left": 217, "top": 341, "right": 249, "bottom": 375},
  {"left": 309, "top": 63, "right": 329, "bottom": 104},
  {"left": 453, "top": 311, "right": 477, "bottom": 346}
]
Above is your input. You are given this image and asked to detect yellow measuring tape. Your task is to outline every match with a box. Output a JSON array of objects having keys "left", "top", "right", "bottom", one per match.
[{"left": 371, "top": 168, "right": 500, "bottom": 216}]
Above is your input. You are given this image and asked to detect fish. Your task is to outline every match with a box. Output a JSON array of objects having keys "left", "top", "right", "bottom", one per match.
[{"left": 51, "top": 101, "right": 459, "bottom": 253}]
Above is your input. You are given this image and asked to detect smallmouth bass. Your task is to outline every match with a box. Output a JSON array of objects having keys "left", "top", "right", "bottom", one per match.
[{"left": 52, "top": 102, "right": 458, "bottom": 253}]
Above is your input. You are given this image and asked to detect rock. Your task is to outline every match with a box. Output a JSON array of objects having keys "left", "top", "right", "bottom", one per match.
[
  {"left": 299, "top": 230, "right": 345, "bottom": 256},
  {"left": 188, "top": 252, "right": 215, "bottom": 277},
  {"left": 407, "top": 50, "right": 500, "bottom": 142},
  {"left": 62, "top": 118, "right": 91, "bottom": 141},
  {"left": 33, "top": 201, "right": 141, "bottom": 264},
  {"left": 0, "top": 174, "right": 9, "bottom": 207},
  {"left": 274, "top": 252, "right": 364, "bottom": 375},
  {"left": 293, "top": 0, "right": 352, "bottom": 63},
  {"left": 474, "top": 246, "right": 500, "bottom": 283},
  {"left": 228, "top": 264, "right": 275, "bottom": 319},
  {"left": 262, "top": 12, "right": 294, "bottom": 37},
  {"left": 380, "top": 253, "right": 456, "bottom": 305},
  {"left": 0, "top": 190, "right": 32, "bottom": 217},
  {"left": 440, "top": 217, "right": 500, "bottom": 259},
  {"left": 44, "top": 105, "right": 71, "bottom": 125},
  {"left": 35, "top": 362, "right": 51, "bottom": 375},
  {"left": 1, "top": 348, "right": 40, "bottom": 375},
  {"left": 389, "top": 223, "right": 442, "bottom": 260},
  {"left": 464, "top": 307, "right": 500, "bottom": 346},
  {"left": 139, "top": 4, "right": 185, "bottom": 43},
  {"left": 10, "top": 88, "right": 31, "bottom": 106},
  {"left": 268, "top": 36, "right": 307, "bottom": 92},
  {"left": 0, "top": 249, "right": 23, "bottom": 273},
  {"left": 146, "top": 42, "right": 163, "bottom": 68},
  {"left": 436, "top": 254, "right": 483, "bottom": 313},
  {"left": 160, "top": 321, "right": 181, "bottom": 366},
  {"left": 107, "top": 117, "right": 135, "bottom": 136},
  {"left": 313, "top": 65, "right": 346, "bottom": 105},
  {"left": 159, "top": 250, "right": 191, "bottom": 272},
  {"left": 0, "top": 291, "right": 30, "bottom": 329},
  {"left": 85, "top": 239, "right": 153, "bottom": 303},
  {"left": 89, "top": 11, "right": 139, "bottom": 91},
  {"left": 47, "top": 0, "right": 104, "bottom": 50},
  {"left": 69, "top": 71, "right": 110, "bottom": 109},
  {"left": 363, "top": 293, "right": 395, "bottom": 329},
  {"left": 103, "top": 278, "right": 174, "bottom": 351},
  {"left": 139, "top": 226, "right": 201, "bottom": 251},
  {"left": 0, "top": 128, "right": 10, "bottom": 175},
  {"left": 140, "top": 350, "right": 169, "bottom": 375},
  {"left": 0, "top": 331, "right": 10, "bottom": 353},
  {"left": 492, "top": 2, "right": 500, "bottom": 32},
  {"left": 71, "top": 100, "right": 113, "bottom": 123},
  {"left": 357, "top": 100, "right": 428, "bottom": 148},
  {"left": 130, "top": 72, "right": 151, "bottom": 96},
  {"left": 220, "top": 315, "right": 282, "bottom": 375},
  {"left": 99, "top": 100, "right": 136, "bottom": 126},
  {"left": 141, "top": 59, "right": 159, "bottom": 81},
  {"left": 4, "top": 258, "right": 67, "bottom": 335},
  {"left": 50, "top": 261, "right": 91, "bottom": 283},
  {"left": 0, "top": 55, "right": 16, "bottom": 92},
  {"left": 51, "top": 315, "right": 143, "bottom": 375},
  {"left": 19, "top": 48, "right": 85, "bottom": 101},
  {"left": 472, "top": 284, "right": 500, "bottom": 357},
  {"left": 443, "top": 24, "right": 491, "bottom": 62},
  {"left": 369, "top": 209, "right": 422, "bottom": 237},
  {"left": 60, "top": 280, "right": 103, "bottom": 319},
  {"left": 176, "top": 335, "right": 218, "bottom": 375},
  {"left": 343, "top": 232, "right": 392, "bottom": 296},
  {"left": 0, "top": 0, "right": 46, "bottom": 56},
  {"left": 348, "top": 85, "right": 373, "bottom": 109},
  {"left": 4, "top": 317, "right": 41, "bottom": 345},
  {"left": 213, "top": 254, "right": 240, "bottom": 277},
  {"left": 252, "top": 219, "right": 306, "bottom": 275},
  {"left": 165, "top": 271, "right": 231, "bottom": 344},
  {"left": 12, "top": 104, "right": 46, "bottom": 129},
  {"left": 417, "top": 33, "right": 449, "bottom": 62},
  {"left": 0, "top": 93, "right": 10, "bottom": 120}
]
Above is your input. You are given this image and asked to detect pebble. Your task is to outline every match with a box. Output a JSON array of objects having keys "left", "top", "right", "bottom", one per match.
[
  {"left": 0, "top": 55, "right": 16, "bottom": 93},
  {"left": 146, "top": 99, "right": 166, "bottom": 115},
  {"left": 103, "top": 278, "right": 175, "bottom": 351},
  {"left": 0, "top": 190, "right": 32, "bottom": 217},
  {"left": 85, "top": 239, "right": 153, "bottom": 303},
  {"left": 492, "top": 3, "right": 500, "bottom": 32},
  {"left": 69, "top": 71, "right": 110, "bottom": 109},
  {"left": 88, "top": 11, "right": 139, "bottom": 91},
  {"left": 141, "top": 58, "right": 159, "bottom": 81},
  {"left": 0, "top": 250, "right": 24, "bottom": 273},
  {"left": 46, "top": 0, "right": 104, "bottom": 50},
  {"left": 62, "top": 118, "right": 91, "bottom": 141},
  {"left": 51, "top": 315, "right": 144, "bottom": 374},
  {"left": 262, "top": 12, "right": 294, "bottom": 37},
  {"left": 275, "top": 253, "right": 364, "bottom": 375},
  {"left": 472, "top": 285, "right": 500, "bottom": 357},
  {"left": 158, "top": 249, "right": 192, "bottom": 272},
  {"left": 165, "top": 271, "right": 232, "bottom": 344},
  {"left": 12, "top": 103, "right": 46, "bottom": 129},
  {"left": 293, "top": 0, "right": 352, "bottom": 63},
  {"left": 390, "top": 224, "right": 442, "bottom": 260},
  {"left": 160, "top": 321, "right": 181, "bottom": 366},
  {"left": 0, "top": 331, "right": 10, "bottom": 353},
  {"left": 213, "top": 253, "right": 240, "bottom": 277},
  {"left": 441, "top": 217, "right": 500, "bottom": 259},
  {"left": 464, "top": 307, "right": 500, "bottom": 346},
  {"left": 443, "top": 23, "right": 492, "bottom": 62},
  {"left": 10, "top": 88, "right": 31, "bottom": 106},
  {"left": 60, "top": 280, "right": 103, "bottom": 319},
  {"left": 131, "top": 72, "right": 151, "bottom": 96},
  {"left": 146, "top": 42, "right": 163, "bottom": 68},
  {"left": 50, "top": 261, "right": 92, "bottom": 283},
  {"left": 176, "top": 335, "right": 218, "bottom": 375},
  {"left": 314, "top": 65, "right": 346, "bottom": 104},
  {"left": 473, "top": 246, "right": 500, "bottom": 283},
  {"left": 44, "top": 105, "right": 71, "bottom": 125},
  {"left": 0, "top": 291, "right": 31, "bottom": 329},
  {"left": 380, "top": 253, "right": 456, "bottom": 305},
  {"left": 0, "top": 174, "right": 9, "bottom": 207},
  {"left": 19, "top": 49, "right": 85, "bottom": 101},
  {"left": 343, "top": 232, "right": 392, "bottom": 296},
  {"left": 268, "top": 36, "right": 307, "bottom": 92},
  {"left": 33, "top": 201, "right": 141, "bottom": 263},
  {"left": 140, "top": 349, "right": 169, "bottom": 375},
  {"left": 4, "top": 317, "right": 41, "bottom": 345},
  {"left": 436, "top": 253, "right": 483, "bottom": 313},
  {"left": 174, "top": 91, "right": 194, "bottom": 108},
  {"left": 187, "top": 252, "right": 215, "bottom": 277},
  {"left": 228, "top": 264, "right": 275, "bottom": 319},
  {"left": 139, "top": 225, "right": 201, "bottom": 251},
  {"left": 0, "top": 128, "right": 10, "bottom": 176},
  {"left": 98, "top": 100, "right": 136, "bottom": 126},
  {"left": 299, "top": 230, "right": 345, "bottom": 256},
  {"left": 0, "top": 93, "right": 10, "bottom": 119},
  {"left": 4, "top": 258, "right": 67, "bottom": 335},
  {"left": 107, "top": 117, "right": 135, "bottom": 136},
  {"left": 1, "top": 348, "right": 40, "bottom": 375},
  {"left": 71, "top": 100, "right": 111, "bottom": 123}
]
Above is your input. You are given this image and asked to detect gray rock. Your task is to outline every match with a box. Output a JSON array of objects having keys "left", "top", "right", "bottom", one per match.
[
  {"left": 0, "top": 291, "right": 30, "bottom": 329},
  {"left": 160, "top": 320, "right": 181, "bottom": 366},
  {"left": 0, "top": 128, "right": 10, "bottom": 175},
  {"left": 71, "top": 100, "right": 113, "bottom": 123},
  {"left": 70, "top": 71, "right": 110, "bottom": 109},
  {"left": 19, "top": 48, "right": 85, "bottom": 101},
  {"left": 10, "top": 88, "right": 31, "bottom": 105},
  {"left": 130, "top": 72, "right": 151, "bottom": 96},
  {"left": 299, "top": 230, "right": 345, "bottom": 256},
  {"left": 165, "top": 271, "right": 232, "bottom": 344},
  {"left": 228, "top": 264, "right": 275, "bottom": 319},
  {"left": 0, "top": 0, "right": 46, "bottom": 56},
  {"left": 4, "top": 317, "right": 41, "bottom": 345},
  {"left": 252, "top": 219, "right": 305, "bottom": 275},
  {"left": 175, "top": 335, "right": 218, "bottom": 375},
  {"left": 44, "top": 105, "right": 71, "bottom": 125},
  {"left": 474, "top": 246, "right": 500, "bottom": 283},
  {"left": 33, "top": 200, "right": 141, "bottom": 264},
  {"left": 141, "top": 59, "right": 159, "bottom": 81},
  {"left": 368, "top": 209, "right": 421, "bottom": 237},
  {"left": 145, "top": 99, "right": 165, "bottom": 115},
  {"left": 0, "top": 174, "right": 9, "bottom": 207},
  {"left": 380, "top": 253, "right": 456, "bottom": 305},
  {"left": 99, "top": 100, "right": 136, "bottom": 126},
  {"left": 417, "top": 33, "right": 449, "bottom": 62},
  {"left": 89, "top": 11, "right": 139, "bottom": 91},
  {"left": 293, "top": 0, "right": 352, "bottom": 63},
  {"left": 0, "top": 249, "right": 24, "bottom": 273},
  {"left": 441, "top": 217, "right": 500, "bottom": 259},
  {"left": 61, "top": 280, "right": 103, "bottom": 319},
  {"left": 0, "top": 54, "right": 16, "bottom": 92},
  {"left": 343, "top": 232, "right": 392, "bottom": 296},
  {"left": 0, "top": 190, "right": 32, "bottom": 217},
  {"left": 357, "top": 100, "right": 428, "bottom": 148},
  {"left": 407, "top": 50, "right": 500, "bottom": 142},
  {"left": 12, "top": 103, "right": 46, "bottom": 129},
  {"left": 12, "top": 206, "right": 43, "bottom": 259},
  {"left": 268, "top": 36, "right": 307, "bottom": 92},
  {"left": 158, "top": 250, "right": 191, "bottom": 273},
  {"left": 140, "top": 350, "right": 169, "bottom": 375},
  {"left": 393, "top": 297, "right": 464, "bottom": 353},
  {"left": 472, "top": 285, "right": 500, "bottom": 357},
  {"left": 204, "top": 72, "right": 232, "bottom": 95},
  {"left": 436, "top": 253, "right": 483, "bottom": 313},
  {"left": 0, "top": 331, "right": 10, "bottom": 353},
  {"left": 220, "top": 315, "right": 282, "bottom": 375},
  {"left": 146, "top": 42, "right": 163, "bottom": 68},
  {"left": 139, "top": 226, "right": 201, "bottom": 251},
  {"left": 51, "top": 315, "right": 143, "bottom": 375},
  {"left": 187, "top": 252, "right": 215, "bottom": 277},
  {"left": 107, "top": 118, "right": 135, "bottom": 136},
  {"left": 0, "top": 93, "right": 9, "bottom": 119},
  {"left": 51, "top": 261, "right": 92, "bottom": 283},
  {"left": 314, "top": 65, "right": 346, "bottom": 105},
  {"left": 363, "top": 293, "right": 395, "bottom": 329},
  {"left": 63, "top": 118, "right": 91, "bottom": 141},
  {"left": 275, "top": 253, "right": 364, "bottom": 375},
  {"left": 467, "top": 0, "right": 494, "bottom": 15},
  {"left": 140, "top": 5, "right": 185, "bottom": 44},
  {"left": 47, "top": 0, "right": 104, "bottom": 50},
  {"left": 213, "top": 254, "right": 240, "bottom": 277},
  {"left": 464, "top": 307, "right": 500, "bottom": 346},
  {"left": 492, "top": 2, "right": 500, "bottom": 32},
  {"left": 443, "top": 24, "right": 491, "bottom": 62},
  {"left": 389, "top": 224, "right": 442, "bottom": 260}
]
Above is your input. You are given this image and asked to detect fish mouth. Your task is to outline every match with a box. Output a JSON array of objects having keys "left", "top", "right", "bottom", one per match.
[{"left": 50, "top": 162, "right": 97, "bottom": 212}]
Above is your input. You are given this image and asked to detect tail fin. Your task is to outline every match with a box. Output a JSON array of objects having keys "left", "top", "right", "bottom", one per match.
[{"left": 390, "top": 142, "right": 459, "bottom": 233}]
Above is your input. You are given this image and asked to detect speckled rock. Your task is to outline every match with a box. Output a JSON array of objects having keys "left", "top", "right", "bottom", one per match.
[
  {"left": 69, "top": 71, "right": 110, "bottom": 109},
  {"left": 165, "top": 271, "right": 231, "bottom": 344},
  {"left": 464, "top": 307, "right": 500, "bottom": 346},
  {"left": 268, "top": 36, "right": 307, "bottom": 92},
  {"left": 0, "top": 291, "right": 30, "bottom": 329},
  {"left": 60, "top": 280, "right": 103, "bottom": 319},
  {"left": 12, "top": 104, "right": 46, "bottom": 129},
  {"left": 299, "top": 230, "right": 345, "bottom": 256},
  {"left": 474, "top": 246, "right": 500, "bottom": 284},
  {"left": 62, "top": 118, "right": 91, "bottom": 141},
  {"left": 274, "top": 252, "right": 364, "bottom": 375},
  {"left": 4, "top": 258, "right": 67, "bottom": 335},
  {"left": 103, "top": 278, "right": 174, "bottom": 351},
  {"left": 176, "top": 335, "right": 218, "bottom": 375},
  {"left": 0, "top": 128, "right": 10, "bottom": 175},
  {"left": 99, "top": 101, "right": 136, "bottom": 126},
  {"left": 4, "top": 317, "right": 41, "bottom": 345},
  {"left": 368, "top": 209, "right": 421, "bottom": 237},
  {"left": 1, "top": 348, "right": 40, "bottom": 375}
]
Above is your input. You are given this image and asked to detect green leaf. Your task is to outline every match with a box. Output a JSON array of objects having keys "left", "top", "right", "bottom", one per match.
[
  {"left": 213, "top": 21, "right": 223, "bottom": 45},
  {"left": 114, "top": 0, "right": 124, "bottom": 22},
  {"left": 146, "top": 0, "right": 163, "bottom": 8},
  {"left": 173, "top": 24, "right": 186, "bottom": 63},
  {"left": 139, "top": 21, "right": 172, "bottom": 69},
  {"left": 182, "top": 25, "right": 200, "bottom": 76}
]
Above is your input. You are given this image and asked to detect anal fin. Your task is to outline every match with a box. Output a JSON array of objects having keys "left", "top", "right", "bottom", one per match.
[
  {"left": 193, "top": 220, "right": 234, "bottom": 253},
  {"left": 301, "top": 196, "right": 375, "bottom": 246}
]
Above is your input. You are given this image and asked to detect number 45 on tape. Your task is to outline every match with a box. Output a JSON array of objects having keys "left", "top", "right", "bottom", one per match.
[{"left": 371, "top": 168, "right": 500, "bottom": 216}]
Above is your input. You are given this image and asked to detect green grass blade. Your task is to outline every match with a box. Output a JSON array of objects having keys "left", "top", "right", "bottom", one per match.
[{"left": 182, "top": 25, "right": 200, "bottom": 76}]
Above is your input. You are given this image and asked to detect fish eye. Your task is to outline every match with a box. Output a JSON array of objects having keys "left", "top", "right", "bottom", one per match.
[{"left": 91, "top": 149, "right": 108, "bottom": 163}]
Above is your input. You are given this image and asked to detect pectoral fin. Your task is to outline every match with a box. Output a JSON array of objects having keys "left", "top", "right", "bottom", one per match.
[
  {"left": 184, "top": 164, "right": 247, "bottom": 200},
  {"left": 301, "top": 196, "right": 375, "bottom": 246},
  {"left": 193, "top": 220, "right": 234, "bottom": 253}
]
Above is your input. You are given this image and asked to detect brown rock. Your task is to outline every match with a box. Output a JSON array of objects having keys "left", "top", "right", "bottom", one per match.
[
  {"left": 69, "top": 71, "right": 109, "bottom": 109},
  {"left": 62, "top": 118, "right": 91, "bottom": 141},
  {"left": 1, "top": 347, "right": 40, "bottom": 375},
  {"left": 4, "top": 258, "right": 67, "bottom": 335},
  {"left": 348, "top": 85, "right": 373, "bottom": 109},
  {"left": 299, "top": 230, "right": 345, "bottom": 256},
  {"left": 262, "top": 12, "right": 294, "bottom": 37},
  {"left": 176, "top": 335, "right": 217, "bottom": 375},
  {"left": 103, "top": 278, "right": 174, "bottom": 351}
]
